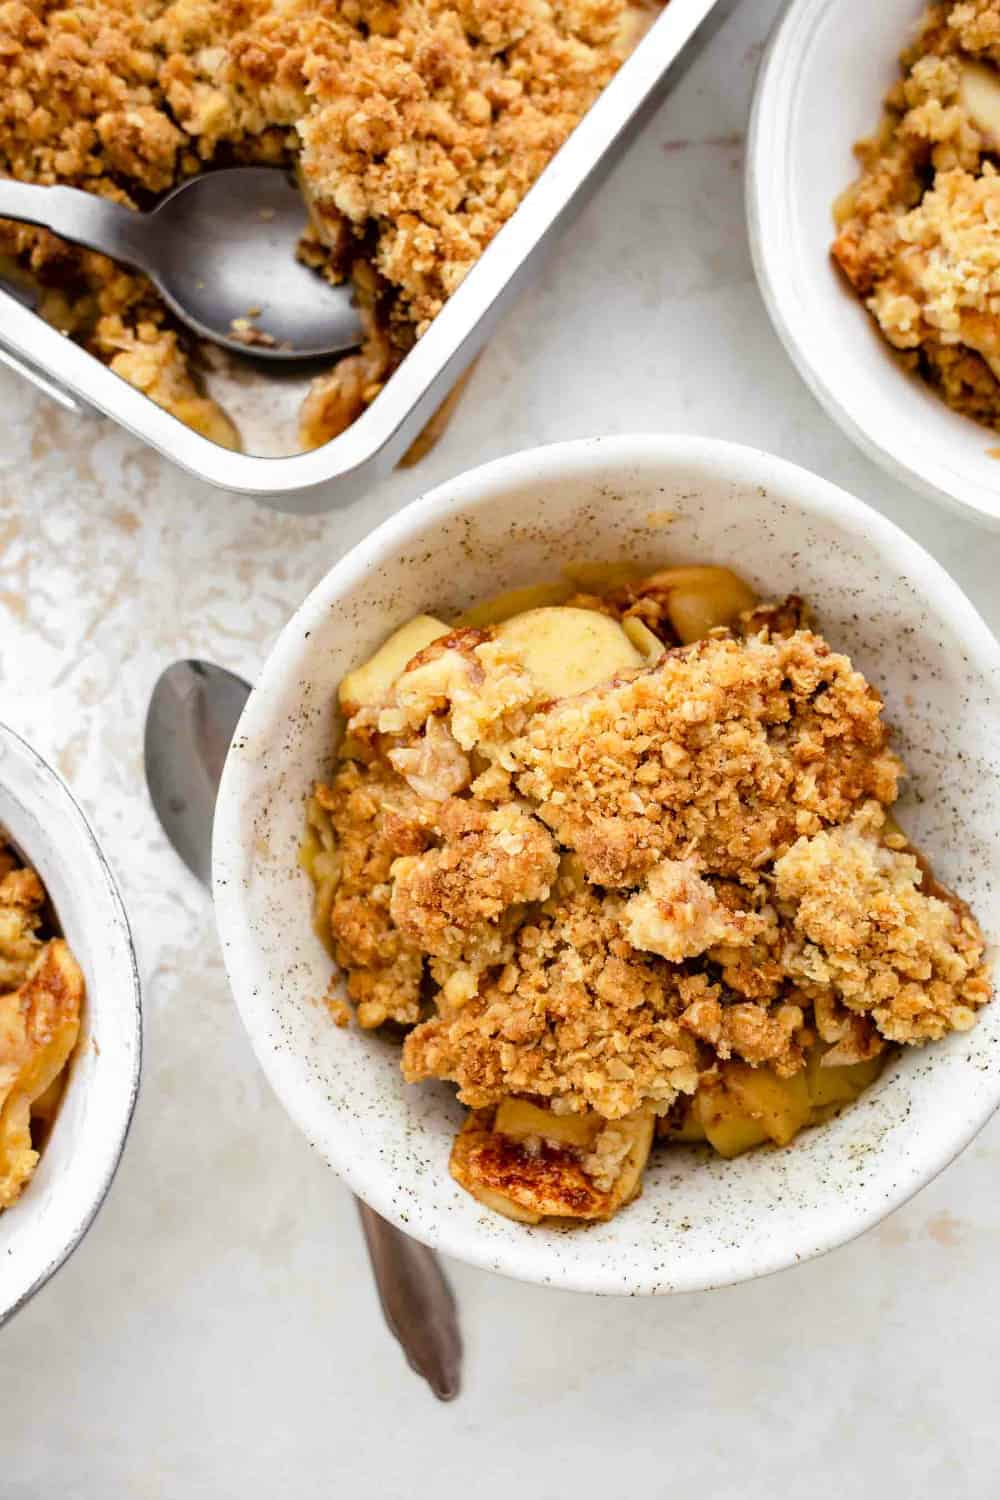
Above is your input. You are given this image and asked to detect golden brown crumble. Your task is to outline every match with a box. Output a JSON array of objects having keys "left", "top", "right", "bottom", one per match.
[
  {"left": 402, "top": 870, "right": 701, "bottom": 1118},
  {"left": 508, "top": 631, "right": 901, "bottom": 887},
  {"left": 832, "top": 1, "right": 1000, "bottom": 429},
  {"left": 303, "top": 569, "right": 992, "bottom": 1223},
  {"left": 774, "top": 802, "right": 990, "bottom": 1044},
  {"left": 623, "top": 856, "right": 766, "bottom": 962},
  {"left": 391, "top": 798, "right": 559, "bottom": 961},
  {"left": 0, "top": 842, "right": 83, "bottom": 1208},
  {"left": 679, "top": 991, "right": 808, "bottom": 1077},
  {"left": 312, "top": 762, "right": 437, "bottom": 1028},
  {"left": 0, "top": 0, "right": 638, "bottom": 449},
  {"left": 0, "top": 859, "right": 45, "bottom": 991}
]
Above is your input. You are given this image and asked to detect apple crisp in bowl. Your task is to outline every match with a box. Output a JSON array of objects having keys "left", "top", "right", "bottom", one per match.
[
  {"left": 0, "top": 722, "right": 140, "bottom": 1325},
  {"left": 748, "top": 0, "right": 1000, "bottom": 525},
  {"left": 832, "top": 1, "right": 1000, "bottom": 432},
  {"left": 213, "top": 435, "right": 1000, "bottom": 1293},
  {"left": 301, "top": 564, "right": 991, "bottom": 1227}
]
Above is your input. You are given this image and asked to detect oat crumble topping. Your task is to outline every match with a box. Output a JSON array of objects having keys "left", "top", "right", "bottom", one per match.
[
  {"left": 402, "top": 871, "right": 702, "bottom": 1118},
  {"left": 774, "top": 802, "right": 990, "bottom": 1044},
  {"left": 507, "top": 631, "right": 901, "bottom": 886},
  {"left": 301, "top": 567, "right": 992, "bottom": 1223}
]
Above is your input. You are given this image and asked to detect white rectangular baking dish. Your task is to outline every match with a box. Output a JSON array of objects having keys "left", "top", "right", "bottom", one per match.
[{"left": 0, "top": 0, "right": 732, "bottom": 513}]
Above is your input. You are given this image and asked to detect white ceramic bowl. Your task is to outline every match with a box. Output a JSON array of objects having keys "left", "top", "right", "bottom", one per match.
[
  {"left": 748, "top": 0, "right": 1000, "bottom": 528},
  {"left": 213, "top": 435, "right": 1000, "bottom": 1294},
  {"left": 0, "top": 725, "right": 141, "bottom": 1324}
]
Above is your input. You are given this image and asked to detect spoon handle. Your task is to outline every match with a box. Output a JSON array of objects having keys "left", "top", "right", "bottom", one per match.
[
  {"left": 0, "top": 181, "right": 153, "bottom": 273},
  {"left": 355, "top": 1199, "right": 462, "bottom": 1401}
]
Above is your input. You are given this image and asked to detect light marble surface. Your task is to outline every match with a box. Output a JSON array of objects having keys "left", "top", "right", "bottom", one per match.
[{"left": 1, "top": 1, "right": 998, "bottom": 1494}]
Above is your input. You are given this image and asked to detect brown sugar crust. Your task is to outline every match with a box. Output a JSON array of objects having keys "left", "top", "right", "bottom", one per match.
[
  {"left": 450, "top": 1108, "right": 616, "bottom": 1219},
  {"left": 508, "top": 630, "right": 901, "bottom": 887},
  {"left": 402, "top": 872, "right": 701, "bottom": 1118},
  {"left": 390, "top": 799, "right": 559, "bottom": 961},
  {"left": 774, "top": 802, "right": 991, "bottom": 1043}
]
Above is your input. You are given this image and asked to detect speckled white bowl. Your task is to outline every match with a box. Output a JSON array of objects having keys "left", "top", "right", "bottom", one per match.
[
  {"left": 213, "top": 435, "right": 1000, "bottom": 1295},
  {"left": 0, "top": 724, "right": 141, "bottom": 1324},
  {"left": 748, "top": 0, "right": 1000, "bottom": 528}
]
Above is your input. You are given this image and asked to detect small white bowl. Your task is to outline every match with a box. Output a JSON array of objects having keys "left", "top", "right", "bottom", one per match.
[
  {"left": 748, "top": 0, "right": 1000, "bottom": 528},
  {"left": 213, "top": 435, "right": 1000, "bottom": 1294},
  {"left": 0, "top": 725, "right": 141, "bottom": 1324}
]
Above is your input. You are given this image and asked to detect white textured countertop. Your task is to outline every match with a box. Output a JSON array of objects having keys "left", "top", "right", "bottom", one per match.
[{"left": 2, "top": 1, "right": 998, "bottom": 1494}]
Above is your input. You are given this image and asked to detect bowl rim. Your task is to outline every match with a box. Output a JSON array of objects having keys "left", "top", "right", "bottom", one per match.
[
  {"left": 746, "top": 0, "right": 1000, "bottom": 531},
  {"left": 213, "top": 433, "right": 1000, "bottom": 1293},
  {"left": 0, "top": 722, "right": 142, "bottom": 1326}
]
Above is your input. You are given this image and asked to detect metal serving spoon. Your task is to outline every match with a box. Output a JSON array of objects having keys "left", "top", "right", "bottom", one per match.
[
  {"left": 0, "top": 167, "right": 363, "bottom": 359},
  {"left": 144, "top": 659, "right": 462, "bottom": 1400}
]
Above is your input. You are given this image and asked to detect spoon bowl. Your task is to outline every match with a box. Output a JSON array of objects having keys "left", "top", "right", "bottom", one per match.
[
  {"left": 144, "top": 660, "right": 252, "bottom": 887},
  {"left": 0, "top": 167, "right": 364, "bottom": 360}
]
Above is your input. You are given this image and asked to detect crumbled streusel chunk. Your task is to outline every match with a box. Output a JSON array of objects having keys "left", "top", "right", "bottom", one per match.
[
  {"left": 508, "top": 631, "right": 901, "bottom": 887},
  {"left": 679, "top": 992, "right": 808, "bottom": 1077},
  {"left": 381, "top": 631, "right": 539, "bottom": 758},
  {"left": 0, "top": 863, "right": 46, "bottom": 992},
  {"left": 774, "top": 803, "right": 991, "bottom": 1044},
  {"left": 315, "top": 761, "right": 438, "bottom": 1028},
  {"left": 390, "top": 799, "right": 558, "bottom": 962},
  {"left": 867, "top": 167, "right": 1000, "bottom": 379},
  {"left": 624, "top": 857, "right": 765, "bottom": 962}
]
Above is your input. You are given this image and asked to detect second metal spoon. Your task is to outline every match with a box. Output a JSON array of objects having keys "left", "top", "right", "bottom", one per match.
[{"left": 143, "top": 658, "right": 461, "bottom": 1400}]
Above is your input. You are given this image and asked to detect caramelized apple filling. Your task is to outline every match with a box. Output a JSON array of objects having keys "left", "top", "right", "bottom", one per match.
[
  {"left": 0, "top": 843, "right": 83, "bottom": 1209},
  {"left": 301, "top": 562, "right": 991, "bottom": 1225}
]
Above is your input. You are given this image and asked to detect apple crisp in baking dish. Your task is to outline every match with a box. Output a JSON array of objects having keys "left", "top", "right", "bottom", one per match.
[
  {"left": 0, "top": 0, "right": 655, "bottom": 453},
  {"left": 301, "top": 564, "right": 992, "bottom": 1226},
  {"left": 833, "top": 1, "right": 1000, "bottom": 431},
  {"left": 0, "top": 840, "right": 83, "bottom": 1209}
]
